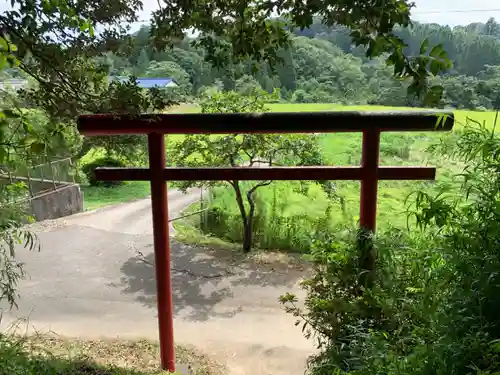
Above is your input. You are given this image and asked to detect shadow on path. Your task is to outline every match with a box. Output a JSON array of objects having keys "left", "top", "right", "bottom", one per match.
[{"left": 118, "top": 238, "right": 307, "bottom": 322}]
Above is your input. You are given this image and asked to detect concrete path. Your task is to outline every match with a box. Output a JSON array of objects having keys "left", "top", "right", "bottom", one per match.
[{"left": 0, "top": 189, "right": 315, "bottom": 375}]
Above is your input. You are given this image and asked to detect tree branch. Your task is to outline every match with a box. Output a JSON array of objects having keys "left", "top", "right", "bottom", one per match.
[
  {"left": 1, "top": 17, "right": 85, "bottom": 97},
  {"left": 247, "top": 180, "right": 273, "bottom": 198}
]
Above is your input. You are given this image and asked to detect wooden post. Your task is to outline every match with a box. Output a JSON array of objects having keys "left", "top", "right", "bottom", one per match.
[
  {"left": 148, "top": 133, "right": 175, "bottom": 372},
  {"left": 360, "top": 129, "right": 381, "bottom": 232},
  {"left": 358, "top": 128, "right": 381, "bottom": 287}
]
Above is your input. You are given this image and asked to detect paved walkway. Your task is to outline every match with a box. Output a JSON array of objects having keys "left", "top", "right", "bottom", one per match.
[{"left": 0, "top": 189, "right": 315, "bottom": 375}]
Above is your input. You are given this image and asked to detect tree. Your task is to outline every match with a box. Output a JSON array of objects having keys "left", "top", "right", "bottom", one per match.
[
  {"left": 1, "top": 0, "right": 179, "bottom": 169},
  {"left": 290, "top": 36, "right": 368, "bottom": 104},
  {"left": 0, "top": 91, "right": 45, "bottom": 307},
  {"left": 150, "top": 0, "right": 452, "bottom": 102},
  {"left": 145, "top": 61, "right": 190, "bottom": 83},
  {"left": 276, "top": 48, "right": 297, "bottom": 92},
  {"left": 1, "top": 0, "right": 456, "bottom": 133},
  {"left": 476, "top": 65, "right": 500, "bottom": 108},
  {"left": 133, "top": 49, "right": 151, "bottom": 76},
  {"left": 168, "top": 89, "right": 321, "bottom": 252},
  {"left": 484, "top": 17, "right": 500, "bottom": 37},
  {"left": 155, "top": 46, "right": 215, "bottom": 92},
  {"left": 73, "top": 76, "right": 177, "bottom": 164},
  {"left": 234, "top": 75, "right": 262, "bottom": 96}
]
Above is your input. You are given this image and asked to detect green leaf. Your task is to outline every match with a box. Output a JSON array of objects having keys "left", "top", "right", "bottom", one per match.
[
  {"left": 30, "top": 142, "right": 46, "bottom": 154},
  {"left": 88, "top": 20, "right": 95, "bottom": 37},
  {"left": 429, "top": 59, "right": 441, "bottom": 76},
  {"left": 79, "top": 20, "right": 90, "bottom": 33},
  {"left": 22, "top": 120, "right": 35, "bottom": 134},
  {"left": 0, "top": 146, "right": 7, "bottom": 163},
  {"left": 20, "top": 135, "right": 35, "bottom": 145},
  {"left": 429, "top": 44, "right": 444, "bottom": 58},
  {"left": 420, "top": 38, "right": 429, "bottom": 54}
]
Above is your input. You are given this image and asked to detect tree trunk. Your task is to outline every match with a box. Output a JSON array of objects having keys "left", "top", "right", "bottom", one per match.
[
  {"left": 230, "top": 180, "right": 251, "bottom": 253},
  {"left": 242, "top": 218, "right": 253, "bottom": 253},
  {"left": 244, "top": 189, "right": 257, "bottom": 253},
  {"left": 244, "top": 180, "right": 272, "bottom": 253}
]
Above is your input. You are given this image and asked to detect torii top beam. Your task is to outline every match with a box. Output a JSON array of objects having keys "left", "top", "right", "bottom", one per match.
[{"left": 77, "top": 110, "right": 454, "bottom": 136}]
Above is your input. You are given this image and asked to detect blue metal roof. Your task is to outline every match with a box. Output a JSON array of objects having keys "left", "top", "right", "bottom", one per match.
[
  {"left": 110, "top": 76, "right": 176, "bottom": 88},
  {"left": 136, "top": 78, "right": 175, "bottom": 88}
]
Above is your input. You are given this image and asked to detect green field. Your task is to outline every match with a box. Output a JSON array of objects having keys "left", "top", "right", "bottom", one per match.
[
  {"left": 169, "top": 102, "right": 498, "bottom": 127},
  {"left": 82, "top": 103, "right": 498, "bottom": 227}
]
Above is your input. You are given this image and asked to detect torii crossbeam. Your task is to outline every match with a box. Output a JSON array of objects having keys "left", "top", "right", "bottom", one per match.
[{"left": 77, "top": 110, "right": 454, "bottom": 373}]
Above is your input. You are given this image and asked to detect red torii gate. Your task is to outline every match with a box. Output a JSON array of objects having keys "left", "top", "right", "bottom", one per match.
[{"left": 77, "top": 110, "right": 454, "bottom": 373}]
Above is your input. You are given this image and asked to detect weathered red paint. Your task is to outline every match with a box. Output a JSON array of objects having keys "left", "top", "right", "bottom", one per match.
[
  {"left": 147, "top": 133, "right": 175, "bottom": 372},
  {"left": 77, "top": 111, "right": 454, "bottom": 371},
  {"left": 92, "top": 165, "right": 436, "bottom": 182},
  {"left": 77, "top": 111, "right": 454, "bottom": 135}
]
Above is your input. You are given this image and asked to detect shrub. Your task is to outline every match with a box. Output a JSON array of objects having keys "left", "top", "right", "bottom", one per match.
[
  {"left": 281, "top": 117, "right": 500, "bottom": 375},
  {"left": 81, "top": 156, "right": 126, "bottom": 187},
  {"left": 0, "top": 180, "right": 38, "bottom": 307}
]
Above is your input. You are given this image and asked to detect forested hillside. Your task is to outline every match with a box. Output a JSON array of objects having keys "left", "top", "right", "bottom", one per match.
[
  {"left": 101, "top": 17, "right": 500, "bottom": 109},
  {"left": 6, "top": 17, "right": 498, "bottom": 110}
]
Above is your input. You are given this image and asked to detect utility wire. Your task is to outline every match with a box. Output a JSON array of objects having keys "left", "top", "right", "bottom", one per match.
[
  {"left": 128, "top": 8, "right": 500, "bottom": 24},
  {"left": 414, "top": 8, "right": 500, "bottom": 14}
]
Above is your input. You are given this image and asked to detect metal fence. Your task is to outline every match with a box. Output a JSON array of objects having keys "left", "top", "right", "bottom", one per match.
[{"left": 0, "top": 157, "right": 76, "bottom": 198}]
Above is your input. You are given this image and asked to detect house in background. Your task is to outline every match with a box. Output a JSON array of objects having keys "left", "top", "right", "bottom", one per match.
[{"left": 110, "top": 76, "right": 178, "bottom": 88}]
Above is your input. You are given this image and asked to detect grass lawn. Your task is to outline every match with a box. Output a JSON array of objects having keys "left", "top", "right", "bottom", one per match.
[
  {"left": 79, "top": 148, "right": 151, "bottom": 211},
  {"left": 0, "top": 333, "right": 222, "bottom": 375},
  {"left": 266, "top": 102, "right": 342, "bottom": 112},
  {"left": 81, "top": 181, "right": 151, "bottom": 211}
]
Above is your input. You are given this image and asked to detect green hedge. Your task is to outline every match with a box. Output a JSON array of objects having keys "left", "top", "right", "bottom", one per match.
[{"left": 81, "top": 156, "right": 126, "bottom": 187}]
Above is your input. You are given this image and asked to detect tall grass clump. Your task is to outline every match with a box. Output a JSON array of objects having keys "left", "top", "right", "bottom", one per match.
[
  {"left": 200, "top": 181, "right": 349, "bottom": 252},
  {"left": 280, "top": 115, "right": 500, "bottom": 375}
]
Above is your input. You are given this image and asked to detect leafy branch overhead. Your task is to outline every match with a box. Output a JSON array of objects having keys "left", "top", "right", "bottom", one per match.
[
  {"left": 151, "top": 0, "right": 452, "bottom": 100},
  {"left": 1, "top": 0, "right": 453, "bottom": 124}
]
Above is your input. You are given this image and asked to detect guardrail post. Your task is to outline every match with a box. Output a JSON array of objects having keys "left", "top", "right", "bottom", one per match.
[
  {"left": 26, "top": 169, "right": 33, "bottom": 197},
  {"left": 69, "top": 158, "right": 75, "bottom": 183},
  {"left": 49, "top": 161, "right": 57, "bottom": 190}
]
